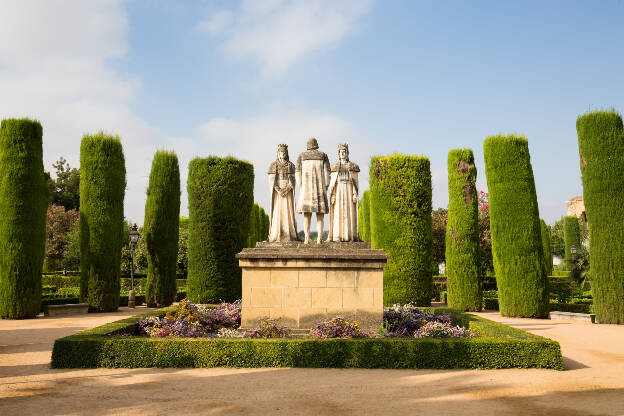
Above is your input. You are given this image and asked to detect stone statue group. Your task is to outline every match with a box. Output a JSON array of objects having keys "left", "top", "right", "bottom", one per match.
[{"left": 268, "top": 138, "right": 359, "bottom": 244}]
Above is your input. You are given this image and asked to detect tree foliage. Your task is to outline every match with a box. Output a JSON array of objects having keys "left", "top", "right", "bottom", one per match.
[
  {"left": 44, "top": 204, "right": 79, "bottom": 272},
  {"left": 540, "top": 219, "right": 553, "bottom": 276},
  {"left": 187, "top": 156, "right": 254, "bottom": 303},
  {"left": 80, "top": 132, "right": 126, "bottom": 312},
  {"left": 576, "top": 109, "right": 624, "bottom": 323},
  {"left": 370, "top": 155, "right": 432, "bottom": 306},
  {"left": 46, "top": 157, "right": 80, "bottom": 210},
  {"left": 0, "top": 118, "right": 48, "bottom": 318},
  {"left": 358, "top": 190, "right": 371, "bottom": 242},
  {"left": 563, "top": 215, "right": 581, "bottom": 270},
  {"left": 445, "top": 149, "right": 481, "bottom": 311},
  {"left": 144, "top": 151, "right": 180, "bottom": 307},
  {"left": 484, "top": 134, "right": 548, "bottom": 318}
]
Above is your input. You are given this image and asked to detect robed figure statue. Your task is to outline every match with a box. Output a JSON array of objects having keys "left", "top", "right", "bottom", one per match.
[
  {"left": 328, "top": 143, "right": 359, "bottom": 242},
  {"left": 268, "top": 144, "right": 298, "bottom": 242},
  {"left": 296, "top": 137, "right": 331, "bottom": 244}
]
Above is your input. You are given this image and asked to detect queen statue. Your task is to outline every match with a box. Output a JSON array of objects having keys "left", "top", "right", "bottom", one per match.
[
  {"left": 268, "top": 144, "right": 298, "bottom": 242},
  {"left": 327, "top": 143, "right": 359, "bottom": 242}
]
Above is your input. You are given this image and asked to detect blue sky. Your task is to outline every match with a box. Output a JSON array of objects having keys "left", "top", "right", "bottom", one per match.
[{"left": 1, "top": 0, "right": 623, "bottom": 226}]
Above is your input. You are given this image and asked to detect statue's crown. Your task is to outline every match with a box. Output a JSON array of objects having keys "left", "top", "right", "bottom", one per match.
[
  {"left": 277, "top": 144, "right": 288, "bottom": 151},
  {"left": 338, "top": 143, "right": 349, "bottom": 152}
]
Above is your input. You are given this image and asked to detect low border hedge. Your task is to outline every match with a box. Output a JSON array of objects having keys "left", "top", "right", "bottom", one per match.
[{"left": 51, "top": 307, "right": 563, "bottom": 370}]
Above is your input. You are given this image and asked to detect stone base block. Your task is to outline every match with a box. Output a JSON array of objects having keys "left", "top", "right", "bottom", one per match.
[
  {"left": 549, "top": 311, "right": 596, "bottom": 323},
  {"left": 237, "top": 243, "right": 388, "bottom": 330},
  {"left": 43, "top": 303, "right": 89, "bottom": 317}
]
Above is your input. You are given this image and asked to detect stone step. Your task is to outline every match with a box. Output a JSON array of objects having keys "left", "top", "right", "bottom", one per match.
[
  {"left": 549, "top": 311, "right": 595, "bottom": 324},
  {"left": 43, "top": 303, "right": 89, "bottom": 317}
]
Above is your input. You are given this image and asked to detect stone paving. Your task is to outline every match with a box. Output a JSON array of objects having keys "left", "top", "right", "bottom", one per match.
[{"left": 1, "top": 308, "right": 623, "bottom": 415}]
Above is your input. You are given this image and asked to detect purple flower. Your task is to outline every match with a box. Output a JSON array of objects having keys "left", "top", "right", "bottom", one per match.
[{"left": 309, "top": 317, "right": 368, "bottom": 339}]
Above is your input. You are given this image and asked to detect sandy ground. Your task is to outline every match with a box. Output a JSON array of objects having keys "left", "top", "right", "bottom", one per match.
[{"left": 1, "top": 308, "right": 624, "bottom": 416}]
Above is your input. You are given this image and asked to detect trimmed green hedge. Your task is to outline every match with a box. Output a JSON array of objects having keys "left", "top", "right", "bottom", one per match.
[
  {"left": 563, "top": 216, "right": 580, "bottom": 270},
  {"left": 540, "top": 220, "right": 553, "bottom": 276},
  {"left": 370, "top": 155, "right": 433, "bottom": 306},
  {"left": 144, "top": 151, "right": 180, "bottom": 308},
  {"left": 445, "top": 149, "right": 482, "bottom": 311},
  {"left": 0, "top": 119, "right": 48, "bottom": 318},
  {"left": 80, "top": 133, "right": 126, "bottom": 312},
  {"left": 51, "top": 307, "right": 563, "bottom": 370},
  {"left": 358, "top": 190, "right": 371, "bottom": 242},
  {"left": 484, "top": 135, "right": 548, "bottom": 318},
  {"left": 577, "top": 110, "right": 624, "bottom": 324},
  {"left": 549, "top": 302, "right": 591, "bottom": 314},
  {"left": 187, "top": 157, "right": 254, "bottom": 303}
]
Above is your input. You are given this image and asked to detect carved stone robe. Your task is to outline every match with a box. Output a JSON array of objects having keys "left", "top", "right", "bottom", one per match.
[
  {"left": 296, "top": 150, "right": 331, "bottom": 214},
  {"left": 328, "top": 161, "right": 359, "bottom": 242},
  {"left": 268, "top": 160, "right": 298, "bottom": 242}
]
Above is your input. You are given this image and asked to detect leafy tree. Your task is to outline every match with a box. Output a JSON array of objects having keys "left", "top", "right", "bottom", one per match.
[
  {"left": 44, "top": 204, "right": 79, "bottom": 271},
  {"left": 46, "top": 157, "right": 80, "bottom": 210},
  {"left": 61, "top": 219, "right": 81, "bottom": 271}
]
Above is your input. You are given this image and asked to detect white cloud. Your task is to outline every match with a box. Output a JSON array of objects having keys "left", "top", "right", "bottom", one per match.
[
  {"left": 0, "top": 0, "right": 162, "bottom": 224},
  {"left": 191, "top": 110, "right": 384, "bottom": 228},
  {"left": 0, "top": 1, "right": 380, "bottom": 230},
  {"left": 198, "top": 0, "right": 373, "bottom": 76}
]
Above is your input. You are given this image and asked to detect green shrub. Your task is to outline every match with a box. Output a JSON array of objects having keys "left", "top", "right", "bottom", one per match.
[
  {"left": 358, "top": 190, "right": 371, "bottom": 242},
  {"left": 445, "top": 149, "right": 482, "bottom": 311},
  {"left": 187, "top": 156, "right": 254, "bottom": 303},
  {"left": 370, "top": 155, "right": 433, "bottom": 306},
  {"left": 79, "top": 133, "right": 126, "bottom": 312},
  {"left": 144, "top": 151, "right": 180, "bottom": 308},
  {"left": 577, "top": 110, "right": 624, "bottom": 324},
  {"left": 549, "top": 302, "right": 591, "bottom": 314},
  {"left": 483, "top": 135, "right": 548, "bottom": 318},
  {"left": 483, "top": 297, "right": 499, "bottom": 311},
  {"left": 51, "top": 307, "right": 563, "bottom": 370},
  {"left": 540, "top": 220, "right": 553, "bottom": 276},
  {"left": 248, "top": 203, "right": 259, "bottom": 247},
  {"left": 0, "top": 119, "right": 48, "bottom": 318},
  {"left": 563, "top": 216, "right": 580, "bottom": 270},
  {"left": 549, "top": 277, "right": 573, "bottom": 302}
]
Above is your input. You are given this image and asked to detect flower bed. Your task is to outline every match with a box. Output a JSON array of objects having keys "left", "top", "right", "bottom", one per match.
[{"left": 51, "top": 305, "right": 563, "bottom": 370}]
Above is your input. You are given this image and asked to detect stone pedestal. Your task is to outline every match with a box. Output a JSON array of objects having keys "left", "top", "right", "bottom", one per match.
[{"left": 236, "top": 242, "right": 388, "bottom": 330}]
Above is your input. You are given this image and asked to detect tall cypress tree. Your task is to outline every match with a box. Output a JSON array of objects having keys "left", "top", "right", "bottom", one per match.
[
  {"left": 358, "top": 190, "right": 371, "bottom": 242},
  {"left": 144, "top": 151, "right": 180, "bottom": 307},
  {"left": 0, "top": 119, "right": 48, "bottom": 318},
  {"left": 540, "top": 219, "right": 553, "bottom": 276},
  {"left": 258, "top": 207, "right": 267, "bottom": 241},
  {"left": 187, "top": 156, "right": 253, "bottom": 302},
  {"left": 370, "top": 155, "right": 432, "bottom": 306},
  {"left": 80, "top": 133, "right": 126, "bottom": 312},
  {"left": 577, "top": 110, "right": 624, "bottom": 323},
  {"left": 563, "top": 216, "right": 580, "bottom": 271},
  {"left": 484, "top": 134, "right": 548, "bottom": 318},
  {"left": 248, "top": 203, "right": 259, "bottom": 247},
  {"left": 445, "top": 149, "right": 481, "bottom": 311}
]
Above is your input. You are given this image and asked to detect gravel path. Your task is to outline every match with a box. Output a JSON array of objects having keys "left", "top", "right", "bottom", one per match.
[{"left": 1, "top": 308, "right": 623, "bottom": 415}]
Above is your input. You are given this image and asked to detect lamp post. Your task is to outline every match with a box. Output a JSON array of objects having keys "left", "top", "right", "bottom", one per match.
[{"left": 128, "top": 224, "right": 140, "bottom": 308}]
